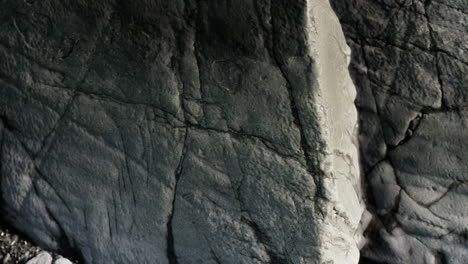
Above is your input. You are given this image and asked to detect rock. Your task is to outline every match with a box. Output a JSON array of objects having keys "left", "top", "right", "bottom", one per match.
[
  {"left": 9, "top": 236, "right": 17, "bottom": 247},
  {"left": 331, "top": 0, "right": 468, "bottom": 262},
  {"left": 26, "top": 252, "right": 52, "bottom": 264},
  {"left": 368, "top": 161, "right": 400, "bottom": 215},
  {"left": 0, "top": 0, "right": 363, "bottom": 263},
  {"left": 54, "top": 258, "right": 73, "bottom": 264}
]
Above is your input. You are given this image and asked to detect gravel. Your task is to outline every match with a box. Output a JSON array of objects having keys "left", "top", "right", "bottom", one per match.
[{"left": 0, "top": 222, "right": 77, "bottom": 264}]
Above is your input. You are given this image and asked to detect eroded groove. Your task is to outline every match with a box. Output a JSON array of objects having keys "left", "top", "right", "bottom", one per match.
[{"left": 166, "top": 129, "right": 189, "bottom": 264}]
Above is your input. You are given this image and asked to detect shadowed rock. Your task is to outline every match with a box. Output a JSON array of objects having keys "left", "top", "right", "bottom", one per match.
[{"left": 0, "top": 0, "right": 363, "bottom": 263}]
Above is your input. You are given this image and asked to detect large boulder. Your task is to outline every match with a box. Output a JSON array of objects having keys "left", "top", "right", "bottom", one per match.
[
  {"left": 331, "top": 0, "right": 468, "bottom": 263},
  {"left": 0, "top": 0, "right": 363, "bottom": 263}
]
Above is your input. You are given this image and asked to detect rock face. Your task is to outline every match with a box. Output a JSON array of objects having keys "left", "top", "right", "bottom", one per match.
[
  {"left": 330, "top": 0, "right": 468, "bottom": 263},
  {"left": 0, "top": 0, "right": 363, "bottom": 263}
]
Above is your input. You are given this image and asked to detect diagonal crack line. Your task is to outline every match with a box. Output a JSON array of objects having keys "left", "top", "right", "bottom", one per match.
[
  {"left": 277, "top": 65, "right": 313, "bottom": 171},
  {"left": 34, "top": 93, "right": 77, "bottom": 160},
  {"left": 434, "top": 48, "right": 468, "bottom": 67},
  {"left": 269, "top": 9, "right": 317, "bottom": 179},
  {"left": 346, "top": 34, "right": 430, "bottom": 58},
  {"left": 75, "top": 90, "right": 184, "bottom": 124},
  {"left": 184, "top": 124, "right": 298, "bottom": 161},
  {"left": 34, "top": 167, "right": 73, "bottom": 215},
  {"left": 427, "top": 179, "right": 468, "bottom": 207},
  {"left": 193, "top": 0, "right": 206, "bottom": 126},
  {"left": 241, "top": 216, "right": 287, "bottom": 263},
  {"left": 231, "top": 150, "right": 285, "bottom": 263},
  {"left": 166, "top": 129, "right": 189, "bottom": 264},
  {"left": 207, "top": 240, "right": 222, "bottom": 264},
  {"left": 30, "top": 177, "right": 77, "bottom": 257},
  {"left": 155, "top": 109, "right": 294, "bottom": 161},
  {"left": 359, "top": 38, "right": 393, "bottom": 150},
  {"left": 269, "top": 1, "right": 332, "bottom": 219},
  {"left": 398, "top": 187, "right": 451, "bottom": 224},
  {"left": 115, "top": 120, "right": 137, "bottom": 207},
  {"left": 106, "top": 205, "right": 113, "bottom": 240},
  {"left": 421, "top": 105, "right": 467, "bottom": 114},
  {"left": 43, "top": 205, "right": 77, "bottom": 259},
  {"left": 355, "top": 1, "right": 408, "bottom": 41},
  {"left": 423, "top": 0, "right": 445, "bottom": 108}
]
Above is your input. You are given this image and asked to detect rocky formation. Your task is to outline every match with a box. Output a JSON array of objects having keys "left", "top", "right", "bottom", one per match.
[
  {"left": 330, "top": 0, "right": 468, "bottom": 263},
  {"left": 0, "top": 0, "right": 364, "bottom": 263}
]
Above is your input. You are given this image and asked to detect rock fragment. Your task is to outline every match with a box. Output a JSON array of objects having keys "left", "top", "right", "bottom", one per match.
[{"left": 25, "top": 252, "right": 52, "bottom": 264}]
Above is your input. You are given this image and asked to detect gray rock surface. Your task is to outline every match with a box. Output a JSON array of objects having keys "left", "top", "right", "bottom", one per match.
[
  {"left": 330, "top": 0, "right": 468, "bottom": 263},
  {"left": 0, "top": 0, "right": 363, "bottom": 263}
]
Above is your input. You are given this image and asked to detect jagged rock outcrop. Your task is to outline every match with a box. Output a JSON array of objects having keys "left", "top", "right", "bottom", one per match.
[
  {"left": 331, "top": 0, "right": 468, "bottom": 263},
  {"left": 0, "top": 0, "right": 364, "bottom": 263}
]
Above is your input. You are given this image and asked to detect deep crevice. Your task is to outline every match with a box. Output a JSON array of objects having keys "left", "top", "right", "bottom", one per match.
[
  {"left": 0, "top": 115, "right": 16, "bottom": 132},
  {"left": 269, "top": 0, "right": 326, "bottom": 194},
  {"left": 387, "top": 113, "right": 423, "bottom": 150},
  {"left": 166, "top": 129, "right": 189, "bottom": 264}
]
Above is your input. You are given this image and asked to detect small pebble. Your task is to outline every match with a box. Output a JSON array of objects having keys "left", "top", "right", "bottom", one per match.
[
  {"left": 9, "top": 235, "right": 18, "bottom": 246},
  {"left": 23, "top": 251, "right": 32, "bottom": 259},
  {"left": 26, "top": 251, "right": 53, "bottom": 264},
  {"left": 3, "top": 253, "right": 11, "bottom": 264}
]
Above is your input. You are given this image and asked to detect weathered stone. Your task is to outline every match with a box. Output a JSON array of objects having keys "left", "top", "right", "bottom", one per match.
[
  {"left": 0, "top": 0, "right": 363, "bottom": 263},
  {"left": 331, "top": 0, "right": 468, "bottom": 263}
]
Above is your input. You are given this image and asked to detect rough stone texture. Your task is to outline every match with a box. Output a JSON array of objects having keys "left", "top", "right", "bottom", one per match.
[
  {"left": 0, "top": 0, "right": 363, "bottom": 263},
  {"left": 330, "top": 0, "right": 468, "bottom": 263}
]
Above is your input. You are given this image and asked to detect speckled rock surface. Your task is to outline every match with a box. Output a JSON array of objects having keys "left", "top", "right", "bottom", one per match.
[
  {"left": 331, "top": 0, "right": 468, "bottom": 263},
  {"left": 0, "top": 0, "right": 363, "bottom": 263}
]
